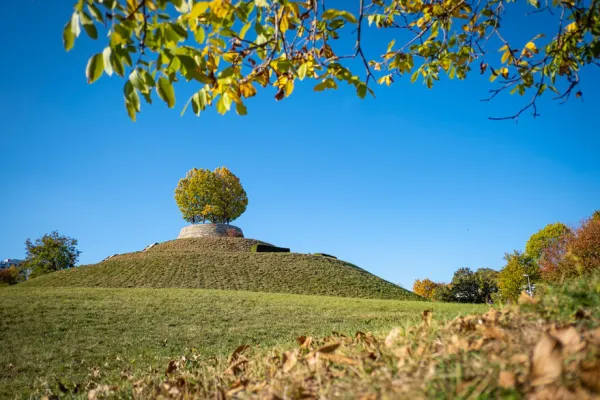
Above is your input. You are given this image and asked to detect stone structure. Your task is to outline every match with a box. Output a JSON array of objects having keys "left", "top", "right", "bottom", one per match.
[{"left": 177, "top": 224, "right": 244, "bottom": 239}]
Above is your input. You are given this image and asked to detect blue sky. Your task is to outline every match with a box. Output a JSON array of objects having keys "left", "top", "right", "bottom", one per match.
[{"left": 1, "top": 1, "right": 598, "bottom": 289}]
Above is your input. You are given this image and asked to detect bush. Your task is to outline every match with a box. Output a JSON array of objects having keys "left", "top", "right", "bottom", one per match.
[
  {"left": 226, "top": 228, "right": 244, "bottom": 238},
  {"left": 0, "top": 267, "right": 20, "bottom": 285},
  {"left": 250, "top": 244, "right": 290, "bottom": 253},
  {"left": 314, "top": 253, "right": 337, "bottom": 259}
]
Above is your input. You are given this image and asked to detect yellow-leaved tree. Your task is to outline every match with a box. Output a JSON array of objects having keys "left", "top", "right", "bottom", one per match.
[
  {"left": 175, "top": 167, "right": 248, "bottom": 224},
  {"left": 62, "top": 0, "right": 599, "bottom": 122}
]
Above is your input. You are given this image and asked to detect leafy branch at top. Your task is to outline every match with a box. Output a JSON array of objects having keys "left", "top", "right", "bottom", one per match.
[{"left": 64, "top": 0, "right": 600, "bottom": 121}]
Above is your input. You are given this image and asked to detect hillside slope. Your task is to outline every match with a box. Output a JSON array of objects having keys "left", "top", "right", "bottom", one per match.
[{"left": 22, "top": 238, "right": 419, "bottom": 300}]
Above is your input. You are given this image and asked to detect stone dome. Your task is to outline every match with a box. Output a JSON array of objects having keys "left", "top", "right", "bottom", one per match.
[{"left": 177, "top": 224, "right": 244, "bottom": 239}]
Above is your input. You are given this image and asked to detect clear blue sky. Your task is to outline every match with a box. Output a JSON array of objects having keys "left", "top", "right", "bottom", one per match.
[{"left": 1, "top": 1, "right": 598, "bottom": 289}]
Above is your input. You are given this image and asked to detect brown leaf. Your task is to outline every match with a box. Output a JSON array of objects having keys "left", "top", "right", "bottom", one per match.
[
  {"left": 581, "top": 361, "right": 600, "bottom": 393},
  {"left": 519, "top": 291, "right": 539, "bottom": 305},
  {"left": 282, "top": 350, "right": 298, "bottom": 373},
  {"left": 530, "top": 333, "right": 563, "bottom": 386},
  {"left": 229, "top": 345, "right": 250, "bottom": 363},
  {"left": 552, "top": 326, "right": 585, "bottom": 354},
  {"left": 498, "top": 371, "right": 516, "bottom": 389},
  {"left": 274, "top": 88, "right": 285, "bottom": 101},
  {"left": 317, "top": 343, "right": 341, "bottom": 354},
  {"left": 422, "top": 309, "right": 433, "bottom": 326},
  {"left": 296, "top": 336, "right": 313, "bottom": 348},
  {"left": 165, "top": 360, "right": 178, "bottom": 375},
  {"left": 385, "top": 328, "right": 401, "bottom": 349},
  {"left": 320, "top": 353, "right": 359, "bottom": 365},
  {"left": 480, "top": 326, "right": 506, "bottom": 341}
]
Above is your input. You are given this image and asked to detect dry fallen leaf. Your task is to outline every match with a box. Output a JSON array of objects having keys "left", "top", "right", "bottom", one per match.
[
  {"left": 422, "top": 310, "right": 433, "bottom": 326},
  {"left": 320, "top": 353, "right": 359, "bottom": 366},
  {"left": 552, "top": 326, "right": 585, "bottom": 355},
  {"left": 317, "top": 343, "right": 341, "bottom": 354},
  {"left": 581, "top": 361, "right": 600, "bottom": 393},
  {"left": 498, "top": 371, "right": 516, "bottom": 389},
  {"left": 480, "top": 325, "right": 506, "bottom": 341},
  {"left": 385, "top": 328, "right": 401, "bottom": 349},
  {"left": 519, "top": 291, "right": 539, "bottom": 305},
  {"left": 229, "top": 345, "right": 250, "bottom": 363},
  {"left": 165, "top": 360, "right": 178, "bottom": 375},
  {"left": 282, "top": 350, "right": 298, "bottom": 373},
  {"left": 530, "top": 333, "right": 563, "bottom": 386}
]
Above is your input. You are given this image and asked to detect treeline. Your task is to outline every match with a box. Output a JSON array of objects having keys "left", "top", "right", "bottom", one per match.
[{"left": 413, "top": 210, "right": 600, "bottom": 303}]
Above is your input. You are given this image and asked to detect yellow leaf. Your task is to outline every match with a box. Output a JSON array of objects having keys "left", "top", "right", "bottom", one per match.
[
  {"left": 239, "top": 82, "right": 256, "bottom": 98},
  {"left": 525, "top": 41, "right": 537, "bottom": 53},
  {"left": 285, "top": 79, "right": 294, "bottom": 97},
  {"left": 188, "top": 2, "right": 210, "bottom": 20}
]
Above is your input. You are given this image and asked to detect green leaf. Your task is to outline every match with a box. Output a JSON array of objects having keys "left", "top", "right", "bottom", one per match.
[
  {"left": 239, "top": 22, "right": 252, "bottom": 40},
  {"left": 63, "top": 21, "right": 75, "bottom": 51},
  {"left": 410, "top": 70, "right": 419, "bottom": 83},
  {"left": 356, "top": 83, "right": 367, "bottom": 99},
  {"left": 255, "top": 0, "right": 268, "bottom": 7},
  {"left": 157, "top": 77, "right": 175, "bottom": 108},
  {"left": 88, "top": 3, "right": 104, "bottom": 23},
  {"left": 102, "top": 47, "right": 113, "bottom": 76},
  {"left": 110, "top": 51, "right": 125, "bottom": 77},
  {"left": 235, "top": 102, "right": 248, "bottom": 116},
  {"left": 80, "top": 12, "right": 98, "bottom": 39},
  {"left": 322, "top": 9, "right": 357, "bottom": 24},
  {"left": 216, "top": 93, "right": 232, "bottom": 115},
  {"left": 194, "top": 26, "right": 206, "bottom": 44},
  {"left": 297, "top": 63, "right": 308, "bottom": 80},
  {"left": 86, "top": 53, "right": 104, "bottom": 83}
]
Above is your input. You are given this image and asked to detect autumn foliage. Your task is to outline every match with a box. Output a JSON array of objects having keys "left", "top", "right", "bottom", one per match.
[
  {"left": 175, "top": 167, "right": 248, "bottom": 225},
  {"left": 539, "top": 214, "right": 600, "bottom": 283},
  {"left": 0, "top": 267, "right": 20, "bottom": 285},
  {"left": 412, "top": 278, "right": 442, "bottom": 300}
]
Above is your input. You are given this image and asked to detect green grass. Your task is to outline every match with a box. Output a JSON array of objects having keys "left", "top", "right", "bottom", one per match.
[
  {"left": 20, "top": 238, "right": 419, "bottom": 300},
  {"left": 0, "top": 286, "right": 485, "bottom": 398}
]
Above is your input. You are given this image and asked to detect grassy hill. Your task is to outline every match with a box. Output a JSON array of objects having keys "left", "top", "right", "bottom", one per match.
[
  {"left": 21, "top": 237, "right": 419, "bottom": 300},
  {"left": 0, "top": 286, "right": 486, "bottom": 398}
]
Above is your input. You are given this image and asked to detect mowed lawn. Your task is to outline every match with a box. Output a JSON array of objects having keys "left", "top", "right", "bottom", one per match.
[{"left": 0, "top": 287, "right": 486, "bottom": 398}]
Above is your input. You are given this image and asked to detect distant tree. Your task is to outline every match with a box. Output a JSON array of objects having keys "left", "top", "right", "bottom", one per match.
[
  {"left": 525, "top": 223, "right": 571, "bottom": 260},
  {"left": 23, "top": 231, "right": 81, "bottom": 279},
  {"left": 497, "top": 251, "right": 539, "bottom": 303},
  {"left": 431, "top": 284, "right": 454, "bottom": 303},
  {"left": 475, "top": 268, "right": 499, "bottom": 303},
  {"left": 412, "top": 278, "right": 442, "bottom": 300},
  {"left": 540, "top": 213, "right": 600, "bottom": 283},
  {"left": 175, "top": 167, "right": 248, "bottom": 225}
]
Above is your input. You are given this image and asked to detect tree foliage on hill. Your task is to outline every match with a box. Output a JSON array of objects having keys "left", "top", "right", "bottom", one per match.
[
  {"left": 63, "top": 0, "right": 599, "bottom": 121},
  {"left": 0, "top": 267, "right": 20, "bottom": 286},
  {"left": 539, "top": 211, "right": 600, "bottom": 282},
  {"left": 412, "top": 278, "right": 442, "bottom": 300},
  {"left": 525, "top": 222, "right": 571, "bottom": 260},
  {"left": 23, "top": 231, "right": 81, "bottom": 279},
  {"left": 497, "top": 251, "right": 539, "bottom": 302},
  {"left": 175, "top": 166, "right": 248, "bottom": 224}
]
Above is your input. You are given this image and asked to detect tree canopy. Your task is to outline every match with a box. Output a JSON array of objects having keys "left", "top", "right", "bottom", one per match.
[
  {"left": 63, "top": 0, "right": 599, "bottom": 121},
  {"left": 23, "top": 231, "right": 82, "bottom": 279},
  {"left": 497, "top": 250, "right": 539, "bottom": 302},
  {"left": 175, "top": 166, "right": 248, "bottom": 224},
  {"left": 525, "top": 222, "right": 571, "bottom": 260}
]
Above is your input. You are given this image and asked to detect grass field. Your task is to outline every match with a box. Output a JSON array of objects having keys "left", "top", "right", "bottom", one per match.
[
  {"left": 20, "top": 238, "right": 420, "bottom": 300},
  {"left": 0, "top": 286, "right": 486, "bottom": 398}
]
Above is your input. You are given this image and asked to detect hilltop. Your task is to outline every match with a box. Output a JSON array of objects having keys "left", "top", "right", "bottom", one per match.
[{"left": 21, "top": 237, "right": 419, "bottom": 300}]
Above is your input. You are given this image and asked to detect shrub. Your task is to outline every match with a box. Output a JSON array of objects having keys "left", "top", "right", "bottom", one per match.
[
  {"left": 226, "top": 228, "right": 244, "bottom": 238},
  {"left": 0, "top": 266, "right": 20, "bottom": 285},
  {"left": 250, "top": 244, "right": 290, "bottom": 253},
  {"left": 314, "top": 253, "right": 337, "bottom": 259}
]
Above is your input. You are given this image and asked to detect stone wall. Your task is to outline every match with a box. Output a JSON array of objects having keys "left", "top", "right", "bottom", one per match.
[{"left": 177, "top": 224, "right": 244, "bottom": 239}]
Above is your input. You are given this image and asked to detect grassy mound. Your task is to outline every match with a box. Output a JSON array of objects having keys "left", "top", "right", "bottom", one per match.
[
  {"left": 0, "top": 287, "right": 484, "bottom": 398},
  {"left": 21, "top": 238, "right": 418, "bottom": 300}
]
